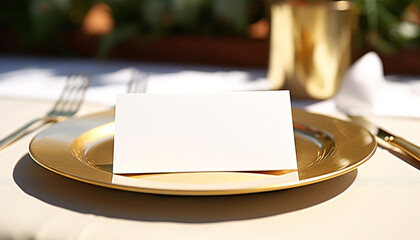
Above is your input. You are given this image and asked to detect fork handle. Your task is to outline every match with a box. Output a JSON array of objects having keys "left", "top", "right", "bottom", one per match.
[{"left": 0, "top": 118, "right": 44, "bottom": 151}]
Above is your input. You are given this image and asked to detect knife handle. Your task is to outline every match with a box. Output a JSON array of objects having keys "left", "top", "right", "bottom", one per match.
[{"left": 386, "top": 136, "right": 420, "bottom": 162}]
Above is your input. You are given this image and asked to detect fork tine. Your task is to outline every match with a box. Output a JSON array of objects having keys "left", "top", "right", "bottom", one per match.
[
  {"left": 49, "top": 75, "right": 72, "bottom": 115},
  {"left": 48, "top": 74, "right": 90, "bottom": 116},
  {"left": 127, "top": 70, "right": 149, "bottom": 93},
  {"left": 138, "top": 72, "right": 149, "bottom": 93},
  {"left": 67, "top": 74, "right": 91, "bottom": 114}
]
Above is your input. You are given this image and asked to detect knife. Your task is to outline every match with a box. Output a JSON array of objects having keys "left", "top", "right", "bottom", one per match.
[{"left": 348, "top": 115, "right": 420, "bottom": 162}]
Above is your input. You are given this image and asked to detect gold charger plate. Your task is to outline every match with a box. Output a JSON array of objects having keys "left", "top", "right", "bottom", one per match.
[{"left": 28, "top": 109, "right": 376, "bottom": 196}]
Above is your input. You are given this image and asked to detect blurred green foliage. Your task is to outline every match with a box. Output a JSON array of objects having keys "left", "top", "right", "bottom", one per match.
[
  {"left": 353, "top": 0, "right": 420, "bottom": 53},
  {"left": 96, "top": 0, "right": 263, "bottom": 57},
  {"left": 0, "top": 0, "right": 419, "bottom": 57}
]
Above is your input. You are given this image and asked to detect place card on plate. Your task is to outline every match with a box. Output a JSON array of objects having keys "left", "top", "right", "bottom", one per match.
[{"left": 113, "top": 91, "right": 297, "bottom": 174}]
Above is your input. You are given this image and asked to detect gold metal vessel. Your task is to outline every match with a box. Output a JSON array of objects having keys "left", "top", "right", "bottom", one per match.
[{"left": 268, "top": 0, "right": 358, "bottom": 99}]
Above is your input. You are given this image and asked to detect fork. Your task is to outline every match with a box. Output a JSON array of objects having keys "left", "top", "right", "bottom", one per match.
[
  {"left": 0, "top": 74, "right": 91, "bottom": 151},
  {"left": 126, "top": 70, "right": 149, "bottom": 94}
]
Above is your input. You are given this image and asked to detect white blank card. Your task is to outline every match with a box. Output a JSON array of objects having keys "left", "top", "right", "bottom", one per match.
[{"left": 113, "top": 91, "right": 297, "bottom": 174}]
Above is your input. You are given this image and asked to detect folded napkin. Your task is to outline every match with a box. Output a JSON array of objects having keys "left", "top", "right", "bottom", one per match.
[{"left": 334, "top": 52, "right": 420, "bottom": 118}]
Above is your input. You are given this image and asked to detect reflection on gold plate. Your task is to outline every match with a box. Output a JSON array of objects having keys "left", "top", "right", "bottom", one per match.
[{"left": 28, "top": 109, "right": 376, "bottom": 196}]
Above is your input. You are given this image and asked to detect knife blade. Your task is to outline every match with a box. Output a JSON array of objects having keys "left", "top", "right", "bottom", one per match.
[{"left": 348, "top": 115, "right": 420, "bottom": 162}]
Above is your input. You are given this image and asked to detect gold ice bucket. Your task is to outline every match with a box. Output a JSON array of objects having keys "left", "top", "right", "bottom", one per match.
[{"left": 268, "top": 0, "right": 358, "bottom": 99}]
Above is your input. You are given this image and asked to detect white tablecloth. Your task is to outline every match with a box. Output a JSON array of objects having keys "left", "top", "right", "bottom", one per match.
[
  {"left": 0, "top": 55, "right": 270, "bottom": 106},
  {"left": 1, "top": 56, "right": 420, "bottom": 239},
  {"left": 1, "top": 53, "right": 420, "bottom": 118}
]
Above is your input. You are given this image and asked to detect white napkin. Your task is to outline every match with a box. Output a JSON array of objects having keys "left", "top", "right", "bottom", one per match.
[{"left": 334, "top": 52, "right": 420, "bottom": 118}]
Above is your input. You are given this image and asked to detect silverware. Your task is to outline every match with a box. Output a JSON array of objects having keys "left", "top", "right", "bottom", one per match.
[
  {"left": 0, "top": 74, "right": 91, "bottom": 151},
  {"left": 348, "top": 115, "right": 420, "bottom": 162},
  {"left": 126, "top": 70, "right": 149, "bottom": 93}
]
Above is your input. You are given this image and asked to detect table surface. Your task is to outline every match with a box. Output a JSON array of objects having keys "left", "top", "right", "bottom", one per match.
[{"left": 1, "top": 96, "right": 420, "bottom": 240}]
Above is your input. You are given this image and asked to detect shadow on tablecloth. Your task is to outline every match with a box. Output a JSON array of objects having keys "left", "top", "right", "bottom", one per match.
[{"left": 13, "top": 154, "right": 357, "bottom": 223}]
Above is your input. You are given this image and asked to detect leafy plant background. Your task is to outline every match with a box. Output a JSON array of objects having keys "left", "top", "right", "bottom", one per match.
[{"left": 1, "top": 0, "right": 419, "bottom": 57}]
